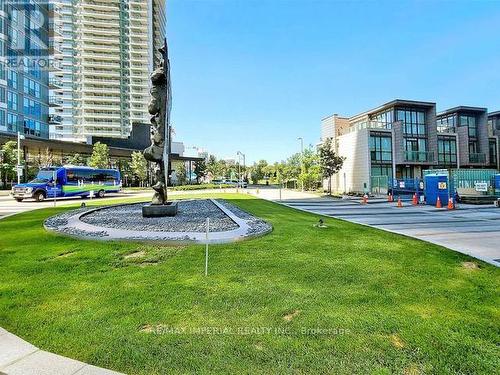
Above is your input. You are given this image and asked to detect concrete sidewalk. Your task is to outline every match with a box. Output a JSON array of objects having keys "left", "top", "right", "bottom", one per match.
[{"left": 0, "top": 327, "right": 123, "bottom": 375}]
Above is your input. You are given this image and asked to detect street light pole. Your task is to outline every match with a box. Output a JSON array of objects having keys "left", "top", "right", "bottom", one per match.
[
  {"left": 17, "top": 131, "right": 24, "bottom": 184},
  {"left": 297, "top": 137, "right": 304, "bottom": 191},
  {"left": 237, "top": 151, "right": 245, "bottom": 187}
]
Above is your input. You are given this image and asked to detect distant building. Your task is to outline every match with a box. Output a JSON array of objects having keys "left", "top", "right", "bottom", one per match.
[
  {"left": 50, "top": 0, "right": 167, "bottom": 142},
  {"left": 320, "top": 99, "right": 499, "bottom": 194},
  {"left": 0, "top": 1, "right": 51, "bottom": 139}
]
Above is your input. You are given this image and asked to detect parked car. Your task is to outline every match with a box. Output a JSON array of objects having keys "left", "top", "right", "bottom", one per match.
[
  {"left": 224, "top": 179, "right": 247, "bottom": 188},
  {"left": 11, "top": 166, "right": 121, "bottom": 202}
]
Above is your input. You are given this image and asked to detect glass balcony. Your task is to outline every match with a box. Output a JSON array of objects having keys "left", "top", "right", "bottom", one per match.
[
  {"left": 469, "top": 153, "right": 486, "bottom": 164},
  {"left": 49, "top": 96, "right": 64, "bottom": 107},
  {"left": 48, "top": 115, "right": 63, "bottom": 124},
  {"left": 49, "top": 78, "right": 63, "bottom": 88},
  {"left": 404, "top": 151, "right": 434, "bottom": 162}
]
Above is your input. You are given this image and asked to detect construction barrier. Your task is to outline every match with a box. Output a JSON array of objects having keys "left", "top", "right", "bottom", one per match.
[{"left": 436, "top": 196, "right": 442, "bottom": 209}]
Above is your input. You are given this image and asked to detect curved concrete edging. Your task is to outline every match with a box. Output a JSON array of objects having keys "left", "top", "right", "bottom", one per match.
[{"left": 45, "top": 199, "right": 272, "bottom": 244}]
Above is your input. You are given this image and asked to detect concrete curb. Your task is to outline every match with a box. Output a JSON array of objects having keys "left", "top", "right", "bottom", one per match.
[
  {"left": 0, "top": 328, "right": 123, "bottom": 375},
  {"left": 44, "top": 199, "right": 272, "bottom": 244}
]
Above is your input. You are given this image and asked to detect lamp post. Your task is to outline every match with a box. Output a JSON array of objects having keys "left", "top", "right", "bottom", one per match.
[
  {"left": 297, "top": 137, "right": 304, "bottom": 191},
  {"left": 17, "top": 132, "right": 25, "bottom": 184},
  {"left": 237, "top": 151, "right": 245, "bottom": 187}
]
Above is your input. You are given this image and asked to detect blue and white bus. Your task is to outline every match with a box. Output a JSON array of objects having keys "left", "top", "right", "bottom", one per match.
[{"left": 12, "top": 166, "right": 121, "bottom": 202}]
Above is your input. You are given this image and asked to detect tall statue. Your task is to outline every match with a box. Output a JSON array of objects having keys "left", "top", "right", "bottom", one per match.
[{"left": 142, "top": 39, "right": 177, "bottom": 217}]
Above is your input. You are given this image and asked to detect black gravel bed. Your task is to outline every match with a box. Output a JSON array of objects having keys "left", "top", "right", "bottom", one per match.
[{"left": 79, "top": 199, "right": 239, "bottom": 233}]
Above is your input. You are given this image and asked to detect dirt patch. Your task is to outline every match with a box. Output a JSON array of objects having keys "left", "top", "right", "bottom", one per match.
[
  {"left": 254, "top": 342, "right": 263, "bottom": 351},
  {"left": 403, "top": 363, "right": 422, "bottom": 375},
  {"left": 390, "top": 334, "right": 405, "bottom": 349},
  {"left": 462, "top": 261, "right": 480, "bottom": 270},
  {"left": 56, "top": 251, "right": 76, "bottom": 258},
  {"left": 124, "top": 250, "right": 146, "bottom": 259},
  {"left": 283, "top": 310, "right": 300, "bottom": 322},
  {"left": 138, "top": 261, "right": 159, "bottom": 268}
]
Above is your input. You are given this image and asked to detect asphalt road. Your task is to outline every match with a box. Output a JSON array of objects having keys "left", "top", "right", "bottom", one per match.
[{"left": 0, "top": 192, "right": 150, "bottom": 220}]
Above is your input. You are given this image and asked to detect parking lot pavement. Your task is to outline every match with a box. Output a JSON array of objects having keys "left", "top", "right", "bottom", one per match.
[{"left": 279, "top": 196, "right": 500, "bottom": 267}]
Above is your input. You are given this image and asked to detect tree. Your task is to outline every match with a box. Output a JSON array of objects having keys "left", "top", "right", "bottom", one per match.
[
  {"left": 250, "top": 160, "right": 268, "bottom": 184},
  {"left": 117, "top": 159, "right": 132, "bottom": 186},
  {"left": 207, "top": 155, "right": 224, "bottom": 181},
  {"left": 66, "top": 153, "right": 86, "bottom": 166},
  {"left": 194, "top": 160, "right": 207, "bottom": 184},
  {"left": 318, "top": 138, "right": 345, "bottom": 195},
  {"left": 130, "top": 151, "right": 148, "bottom": 186},
  {"left": 0, "top": 141, "right": 18, "bottom": 188},
  {"left": 88, "top": 142, "right": 109, "bottom": 169},
  {"left": 298, "top": 147, "right": 321, "bottom": 191},
  {"left": 176, "top": 163, "right": 187, "bottom": 185}
]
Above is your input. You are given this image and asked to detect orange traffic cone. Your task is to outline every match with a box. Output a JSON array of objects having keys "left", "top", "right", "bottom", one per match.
[
  {"left": 362, "top": 194, "right": 368, "bottom": 204},
  {"left": 447, "top": 198, "right": 454, "bottom": 210},
  {"left": 397, "top": 197, "right": 403, "bottom": 208},
  {"left": 388, "top": 193, "right": 394, "bottom": 202},
  {"left": 436, "top": 196, "right": 442, "bottom": 209},
  {"left": 412, "top": 193, "right": 418, "bottom": 206}
]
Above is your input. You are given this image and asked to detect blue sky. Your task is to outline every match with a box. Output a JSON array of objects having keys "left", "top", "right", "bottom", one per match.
[{"left": 168, "top": 0, "right": 500, "bottom": 164}]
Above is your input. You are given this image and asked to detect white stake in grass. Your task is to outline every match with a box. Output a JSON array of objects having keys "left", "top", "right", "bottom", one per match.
[{"left": 205, "top": 217, "right": 209, "bottom": 276}]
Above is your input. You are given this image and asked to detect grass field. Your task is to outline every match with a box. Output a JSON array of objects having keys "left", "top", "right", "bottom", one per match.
[{"left": 0, "top": 193, "right": 499, "bottom": 374}]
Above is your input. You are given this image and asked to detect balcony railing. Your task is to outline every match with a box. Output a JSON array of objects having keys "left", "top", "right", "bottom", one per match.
[
  {"left": 49, "top": 78, "right": 63, "bottom": 88},
  {"left": 469, "top": 153, "right": 486, "bottom": 164},
  {"left": 48, "top": 114, "right": 63, "bottom": 124},
  {"left": 404, "top": 151, "right": 434, "bottom": 163},
  {"left": 49, "top": 96, "right": 64, "bottom": 107}
]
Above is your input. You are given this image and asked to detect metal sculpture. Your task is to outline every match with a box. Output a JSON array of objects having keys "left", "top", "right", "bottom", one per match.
[{"left": 142, "top": 38, "right": 177, "bottom": 217}]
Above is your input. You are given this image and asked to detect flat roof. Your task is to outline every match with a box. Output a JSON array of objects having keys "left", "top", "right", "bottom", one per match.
[
  {"left": 437, "top": 106, "right": 488, "bottom": 117},
  {"left": 488, "top": 110, "right": 500, "bottom": 117},
  {"left": 349, "top": 99, "right": 436, "bottom": 122},
  {"left": 321, "top": 113, "right": 349, "bottom": 121}
]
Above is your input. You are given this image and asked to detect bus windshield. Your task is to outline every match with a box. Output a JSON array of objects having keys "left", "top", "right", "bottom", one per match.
[{"left": 32, "top": 170, "right": 56, "bottom": 183}]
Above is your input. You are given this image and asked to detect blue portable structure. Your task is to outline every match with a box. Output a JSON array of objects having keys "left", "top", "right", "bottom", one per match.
[
  {"left": 424, "top": 174, "right": 450, "bottom": 205},
  {"left": 11, "top": 166, "right": 121, "bottom": 202},
  {"left": 390, "top": 178, "right": 423, "bottom": 199},
  {"left": 495, "top": 174, "right": 500, "bottom": 195}
]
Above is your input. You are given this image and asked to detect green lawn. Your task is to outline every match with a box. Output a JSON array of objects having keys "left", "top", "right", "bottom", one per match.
[{"left": 0, "top": 193, "right": 499, "bottom": 374}]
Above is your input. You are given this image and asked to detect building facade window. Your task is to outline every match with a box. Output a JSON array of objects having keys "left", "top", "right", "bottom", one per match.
[
  {"left": 371, "top": 109, "right": 393, "bottom": 128},
  {"left": 488, "top": 119, "right": 494, "bottom": 137},
  {"left": 489, "top": 139, "right": 497, "bottom": 167},
  {"left": 371, "top": 165, "right": 393, "bottom": 179},
  {"left": 7, "top": 91, "right": 17, "bottom": 110},
  {"left": 437, "top": 114, "right": 456, "bottom": 133},
  {"left": 370, "top": 133, "right": 392, "bottom": 162},
  {"left": 0, "top": 109, "right": 5, "bottom": 128},
  {"left": 438, "top": 137, "right": 457, "bottom": 166},
  {"left": 7, "top": 70, "right": 17, "bottom": 89},
  {"left": 396, "top": 108, "right": 426, "bottom": 136},
  {"left": 7, "top": 113, "right": 18, "bottom": 132},
  {"left": 469, "top": 140, "right": 478, "bottom": 154},
  {"left": 460, "top": 115, "right": 478, "bottom": 138}
]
